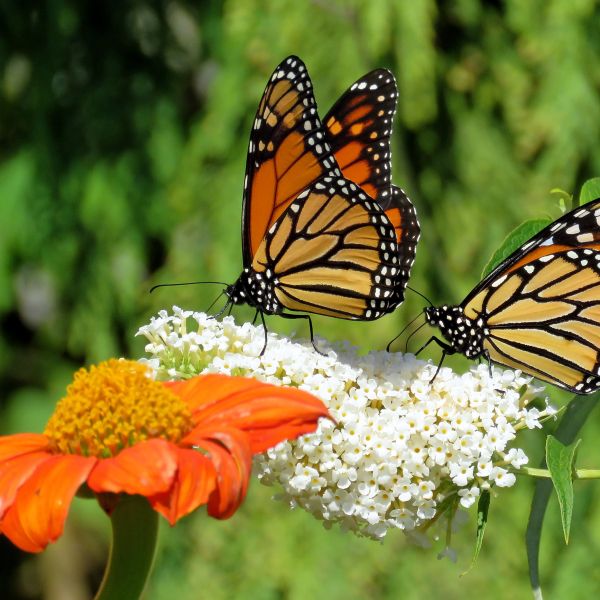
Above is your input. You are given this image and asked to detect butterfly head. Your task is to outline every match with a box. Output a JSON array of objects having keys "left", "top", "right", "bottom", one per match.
[
  {"left": 424, "top": 305, "right": 484, "bottom": 359},
  {"left": 225, "top": 268, "right": 282, "bottom": 315}
]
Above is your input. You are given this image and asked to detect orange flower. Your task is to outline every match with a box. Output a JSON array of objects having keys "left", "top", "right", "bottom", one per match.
[{"left": 0, "top": 360, "right": 328, "bottom": 552}]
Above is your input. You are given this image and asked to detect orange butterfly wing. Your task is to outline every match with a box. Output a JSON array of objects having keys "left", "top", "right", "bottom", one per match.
[
  {"left": 242, "top": 56, "right": 341, "bottom": 264},
  {"left": 378, "top": 186, "right": 420, "bottom": 305},
  {"left": 324, "top": 69, "right": 420, "bottom": 305},
  {"left": 323, "top": 69, "right": 397, "bottom": 203}
]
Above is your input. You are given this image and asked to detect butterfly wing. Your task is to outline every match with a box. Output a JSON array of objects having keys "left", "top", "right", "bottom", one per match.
[
  {"left": 323, "top": 69, "right": 397, "bottom": 201},
  {"left": 242, "top": 56, "right": 341, "bottom": 265},
  {"left": 461, "top": 198, "right": 600, "bottom": 393},
  {"left": 249, "top": 176, "right": 401, "bottom": 320},
  {"left": 323, "top": 70, "right": 420, "bottom": 305},
  {"left": 378, "top": 186, "right": 420, "bottom": 305}
]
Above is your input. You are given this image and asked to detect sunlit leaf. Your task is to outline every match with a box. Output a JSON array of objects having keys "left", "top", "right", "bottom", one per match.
[
  {"left": 526, "top": 394, "right": 599, "bottom": 598},
  {"left": 482, "top": 219, "right": 551, "bottom": 278},
  {"left": 549, "top": 188, "right": 572, "bottom": 211},
  {"left": 579, "top": 178, "right": 600, "bottom": 205},
  {"left": 546, "top": 436, "right": 580, "bottom": 544},
  {"left": 461, "top": 489, "right": 490, "bottom": 576}
]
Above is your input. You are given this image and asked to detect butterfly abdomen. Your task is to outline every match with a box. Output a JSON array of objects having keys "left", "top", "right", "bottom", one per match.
[{"left": 425, "top": 305, "right": 485, "bottom": 359}]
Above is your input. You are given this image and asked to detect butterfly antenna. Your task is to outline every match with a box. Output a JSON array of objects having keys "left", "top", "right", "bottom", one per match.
[
  {"left": 386, "top": 310, "right": 426, "bottom": 352},
  {"left": 150, "top": 280, "right": 229, "bottom": 293},
  {"left": 406, "top": 286, "right": 433, "bottom": 307}
]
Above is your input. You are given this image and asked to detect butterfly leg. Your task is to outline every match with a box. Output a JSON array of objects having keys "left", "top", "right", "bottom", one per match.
[
  {"left": 258, "top": 311, "right": 268, "bottom": 356},
  {"left": 482, "top": 349, "right": 494, "bottom": 378},
  {"left": 481, "top": 349, "right": 505, "bottom": 395},
  {"left": 279, "top": 313, "right": 326, "bottom": 356},
  {"left": 252, "top": 309, "right": 260, "bottom": 325},
  {"left": 414, "top": 336, "right": 456, "bottom": 385},
  {"left": 415, "top": 336, "right": 453, "bottom": 357},
  {"left": 211, "top": 298, "right": 233, "bottom": 319},
  {"left": 205, "top": 291, "right": 227, "bottom": 315},
  {"left": 430, "top": 349, "right": 449, "bottom": 384}
]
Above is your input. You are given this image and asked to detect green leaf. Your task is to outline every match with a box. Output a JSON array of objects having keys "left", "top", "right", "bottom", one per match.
[
  {"left": 579, "top": 177, "right": 600, "bottom": 205},
  {"left": 550, "top": 187, "right": 572, "bottom": 202},
  {"left": 526, "top": 394, "right": 599, "bottom": 598},
  {"left": 546, "top": 435, "right": 580, "bottom": 544},
  {"left": 461, "top": 489, "right": 490, "bottom": 576},
  {"left": 549, "top": 188, "right": 571, "bottom": 212},
  {"left": 481, "top": 219, "right": 551, "bottom": 278}
]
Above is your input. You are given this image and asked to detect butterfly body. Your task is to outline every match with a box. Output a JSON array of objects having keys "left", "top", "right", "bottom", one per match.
[
  {"left": 424, "top": 305, "right": 485, "bottom": 359},
  {"left": 425, "top": 198, "right": 600, "bottom": 394},
  {"left": 226, "top": 267, "right": 281, "bottom": 315}
]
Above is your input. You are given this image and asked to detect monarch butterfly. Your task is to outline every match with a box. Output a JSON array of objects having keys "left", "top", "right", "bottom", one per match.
[
  {"left": 424, "top": 197, "right": 600, "bottom": 394},
  {"left": 225, "top": 55, "right": 420, "bottom": 327}
]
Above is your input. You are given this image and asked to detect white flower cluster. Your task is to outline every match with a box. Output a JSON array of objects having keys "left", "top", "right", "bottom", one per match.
[{"left": 138, "top": 307, "right": 555, "bottom": 540}]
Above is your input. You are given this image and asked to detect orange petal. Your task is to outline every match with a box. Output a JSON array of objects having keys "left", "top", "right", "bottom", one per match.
[
  {"left": 0, "top": 434, "right": 49, "bottom": 462},
  {"left": 0, "top": 452, "right": 53, "bottom": 519},
  {"left": 169, "top": 374, "right": 328, "bottom": 431},
  {"left": 0, "top": 454, "right": 95, "bottom": 552},
  {"left": 87, "top": 439, "right": 178, "bottom": 496},
  {"left": 197, "top": 429, "right": 253, "bottom": 519},
  {"left": 180, "top": 386, "right": 328, "bottom": 455},
  {"left": 149, "top": 448, "right": 217, "bottom": 525},
  {"left": 164, "top": 375, "right": 264, "bottom": 413},
  {"left": 237, "top": 420, "right": 325, "bottom": 454},
  {"left": 201, "top": 392, "right": 327, "bottom": 452}
]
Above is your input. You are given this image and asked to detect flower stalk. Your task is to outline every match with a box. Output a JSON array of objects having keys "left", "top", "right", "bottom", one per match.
[
  {"left": 95, "top": 495, "right": 158, "bottom": 600},
  {"left": 515, "top": 467, "right": 600, "bottom": 480}
]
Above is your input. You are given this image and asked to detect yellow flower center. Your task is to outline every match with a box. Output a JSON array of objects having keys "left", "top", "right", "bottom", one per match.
[{"left": 44, "top": 359, "right": 193, "bottom": 457}]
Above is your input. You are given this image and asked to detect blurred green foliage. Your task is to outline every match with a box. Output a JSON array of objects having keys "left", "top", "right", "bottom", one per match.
[{"left": 1, "top": 0, "right": 600, "bottom": 598}]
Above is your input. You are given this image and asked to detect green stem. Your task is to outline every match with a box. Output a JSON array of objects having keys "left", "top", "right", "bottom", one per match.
[
  {"left": 574, "top": 470, "right": 600, "bottom": 479},
  {"left": 516, "top": 467, "right": 600, "bottom": 480},
  {"left": 95, "top": 495, "right": 159, "bottom": 600}
]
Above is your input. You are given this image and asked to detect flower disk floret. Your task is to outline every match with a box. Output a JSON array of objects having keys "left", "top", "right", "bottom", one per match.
[{"left": 138, "top": 307, "right": 555, "bottom": 540}]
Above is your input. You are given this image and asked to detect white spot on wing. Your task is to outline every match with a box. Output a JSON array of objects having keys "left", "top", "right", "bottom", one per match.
[
  {"left": 577, "top": 233, "right": 594, "bottom": 243},
  {"left": 491, "top": 274, "right": 507, "bottom": 287}
]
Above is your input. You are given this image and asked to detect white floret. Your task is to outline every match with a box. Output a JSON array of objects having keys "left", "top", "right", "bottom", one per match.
[{"left": 137, "top": 307, "right": 553, "bottom": 541}]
